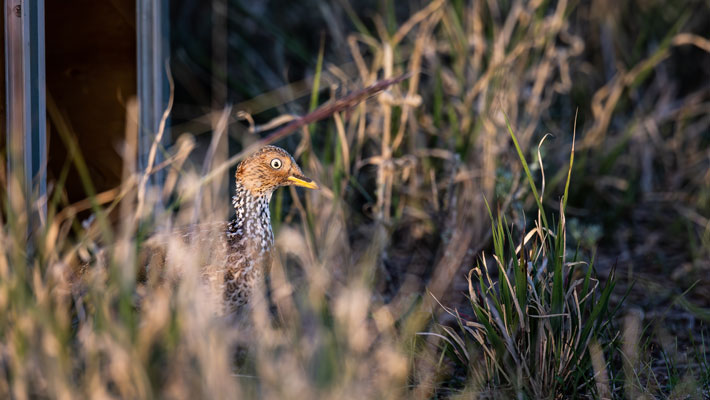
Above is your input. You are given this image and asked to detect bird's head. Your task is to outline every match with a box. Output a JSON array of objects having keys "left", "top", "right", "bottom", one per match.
[{"left": 234, "top": 145, "right": 319, "bottom": 197}]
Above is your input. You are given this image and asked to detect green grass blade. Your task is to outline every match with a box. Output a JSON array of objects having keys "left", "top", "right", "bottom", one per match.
[{"left": 502, "top": 111, "right": 549, "bottom": 230}]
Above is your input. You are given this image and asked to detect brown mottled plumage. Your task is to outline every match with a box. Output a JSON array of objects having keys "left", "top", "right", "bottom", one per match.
[
  {"left": 140, "top": 146, "right": 318, "bottom": 314},
  {"left": 218, "top": 145, "right": 318, "bottom": 312}
]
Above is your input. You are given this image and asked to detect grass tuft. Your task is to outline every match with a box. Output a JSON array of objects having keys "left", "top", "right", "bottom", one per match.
[{"left": 440, "top": 127, "right": 619, "bottom": 398}]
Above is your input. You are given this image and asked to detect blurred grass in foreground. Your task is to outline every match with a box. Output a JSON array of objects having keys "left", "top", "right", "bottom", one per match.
[{"left": 1, "top": 0, "right": 710, "bottom": 398}]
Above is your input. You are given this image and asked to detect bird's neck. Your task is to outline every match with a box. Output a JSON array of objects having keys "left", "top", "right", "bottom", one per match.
[{"left": 229, "top": 182, "right": 274, "bottom": 254}]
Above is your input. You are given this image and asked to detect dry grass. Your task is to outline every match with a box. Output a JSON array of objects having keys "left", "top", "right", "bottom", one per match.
[{"left": 1, "top": 0, "right": 709, "bottom": 398}]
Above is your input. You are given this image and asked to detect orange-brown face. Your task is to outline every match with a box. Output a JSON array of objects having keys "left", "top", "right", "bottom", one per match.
[{"left": 235, "top": 145, "right": 319, "bottom": 196}]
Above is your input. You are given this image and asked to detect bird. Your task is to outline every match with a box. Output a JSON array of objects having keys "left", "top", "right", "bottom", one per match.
[{"left": 136, "top": 145, "right": 319, "bottom": 315}]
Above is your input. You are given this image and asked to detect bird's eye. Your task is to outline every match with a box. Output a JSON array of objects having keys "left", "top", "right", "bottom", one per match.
[{"left": 270, "top": 158, "right": 283, "bottom": 169}]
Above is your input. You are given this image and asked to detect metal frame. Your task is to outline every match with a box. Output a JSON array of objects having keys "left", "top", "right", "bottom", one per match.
[
  {"left": 137, "top": 0, "right": 170, "bottom": 187},
  {"left": 5, "top": 0, "right": 47, "bottom": 227},
  {"left": 3, "top": 0, "right": 170, "bottom": 230}
]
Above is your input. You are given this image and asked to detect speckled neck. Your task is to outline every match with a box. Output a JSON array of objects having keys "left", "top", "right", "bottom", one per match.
[{"left": 228, "top": 182, "right": 274, "bottom": 255}]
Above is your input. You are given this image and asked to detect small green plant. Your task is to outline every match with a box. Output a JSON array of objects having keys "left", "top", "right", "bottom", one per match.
[{"left": 439, "top": 120, "right": 619, "bottom": 398}]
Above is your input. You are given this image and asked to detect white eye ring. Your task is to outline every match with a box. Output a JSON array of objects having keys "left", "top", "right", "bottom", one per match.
[{"left": 270, "top": 158, "right": 283, "bottom": 169}]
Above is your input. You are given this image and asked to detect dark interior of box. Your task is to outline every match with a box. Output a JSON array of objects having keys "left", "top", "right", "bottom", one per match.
[{"left": 45, "top": 0, "right": 136, "bottom": 215}]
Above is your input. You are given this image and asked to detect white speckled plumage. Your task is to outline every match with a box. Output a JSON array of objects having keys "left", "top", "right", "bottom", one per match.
[
  {"left": 141, "top": 146, "right": 318, "bottom": 315},
  {"left": 220, "top": 183, "right": 275, "bottom": 311}
]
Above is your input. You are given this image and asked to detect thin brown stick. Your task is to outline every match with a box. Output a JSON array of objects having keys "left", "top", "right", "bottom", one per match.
[{"left": 188, "top": 74, "right": 411, "bottom": 200}]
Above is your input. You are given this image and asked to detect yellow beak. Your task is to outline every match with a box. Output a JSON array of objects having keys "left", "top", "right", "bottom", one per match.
[{"left": 287, "top": 175, "right": 319, "bottom": 190}]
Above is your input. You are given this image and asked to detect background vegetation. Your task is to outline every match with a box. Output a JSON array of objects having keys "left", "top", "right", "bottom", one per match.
[{"left": 1, "top": 0, "right": 709, "bottom": 398}]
